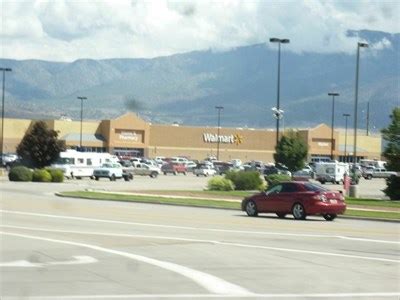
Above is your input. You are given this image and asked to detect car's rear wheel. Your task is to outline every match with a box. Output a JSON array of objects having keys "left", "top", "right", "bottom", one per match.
[
  {"left": 163, "top": 172, "right": 167, "bottom": 175},
  {"left": 276, "top": 213, "right": 286, "bottom": 219},
  {"left": 95, "top": 176, "right": 99, "bottom": 181},
  {"left": 367, "top": 174, "right": 372, "bottom": 180},
  {"left": 323, "top": 214, "right": 337, "bottom": 221},
  {"left": 173, "top": 171, "right": 177, "bottom": 175},
  {"left": 245, "top": 200, "right": 258, "bottom": 217},
  {"left": 292, "top": 203, "right": 306, "bottom": 220}
]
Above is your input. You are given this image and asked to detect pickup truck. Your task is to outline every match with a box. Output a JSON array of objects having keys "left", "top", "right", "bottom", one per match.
[
  {"left": 93, "top": 163, "right": 130, "bottom": 181},
  {"left": 130, "top": 163, "right": 161, "bottom": 178},
  {"left": 161, "top": 162, "right": 187, "bottom": 175},
  {"left": 363, "top": 168, "right": 397, "bottom": 179},
  {"left": 193, "top": 164, "right": 217, "bottom": 177}
]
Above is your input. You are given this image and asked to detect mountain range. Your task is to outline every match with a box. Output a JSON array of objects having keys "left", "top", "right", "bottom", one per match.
[{"left": 1, "top": 29, "right": 399, "bottom": 131}]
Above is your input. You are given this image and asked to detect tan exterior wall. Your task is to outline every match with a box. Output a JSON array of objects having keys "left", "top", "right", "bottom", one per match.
[
  {"left": 338, "top": 133, "right": 382, "bottom": 159},
  {"left": 149, "top": 125, "right": 277, "bottom": 161},
  {"left": 106, "top": 113, "right": 150, "bottom": 154},
  {"left": 1, "top": 118, "right": 33, "bottom": 153},
  {"left": 1, "top": 115, "right": 382, "bottom": 162}
]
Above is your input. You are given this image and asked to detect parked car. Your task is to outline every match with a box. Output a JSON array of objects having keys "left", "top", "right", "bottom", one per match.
[
  {"left": 193, "top": 163, "right": 217, "bottom": 177},
  {"left": 364, "top": 168, "right": 397, "bottom": 179},
  {"left": 213, "top": 162, "right": 234, "bottom": 175},
  {"left": 161, "top": 162, "right": 187, "bottom": 175},
  {"left": 93, "top": 163, "right": 128, "bottom": 181},
  {"left": 292, "top": 170, "right": 312, "bottom": 181},
  {"left": 241, "top": 181, "right": 346, "bottom": 221},
  {"left": 131, "top": 162, "right": 160, "bottom": 178}
]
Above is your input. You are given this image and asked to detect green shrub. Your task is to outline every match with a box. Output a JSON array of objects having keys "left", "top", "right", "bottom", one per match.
[
  {"left": 383, "top": 175, "right": 400, "bottom": 200},
  {"left": 265, "top": 174, "right": 292, "bottom": 186},
  {"left": 8, "top": 166, "right": 33, "bottom": 182},
  {"left": 225, "top": 171, "right": 264, "bottom": 190},
  {"left": 46, "top": 168, "right": 64, "bottom": 182},
  {"left": 32, "top": 169, "right": 52, "bottom": 182},
  {"left": 207, "top": 176, "right": 235, "bottom": 191}
]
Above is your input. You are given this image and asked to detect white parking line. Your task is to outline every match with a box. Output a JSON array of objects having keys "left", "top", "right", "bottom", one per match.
[
  {"left": 0, "top": 231, "right": 251, "bottom": 296},
  {"left": 1, "top": 209, "right": 399, "bottom": 244},
  {"left": 1, "top": 225, "right": 399, "bottom": 264},
  {"left": 4, "top": 292, "right": 400, "bottom": 299},
  {"left": 0, "top": 256, "right": 97, "bottom": 267}
]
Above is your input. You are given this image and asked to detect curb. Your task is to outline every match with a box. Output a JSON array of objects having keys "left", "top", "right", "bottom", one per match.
[{"left": 56, "top": 192, "right": 400, "bottom": 223}]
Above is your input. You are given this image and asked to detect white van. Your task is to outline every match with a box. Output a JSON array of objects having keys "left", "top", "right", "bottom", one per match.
[
  {"left": 51, "top": 149, "right": 119, "bottom": 179},
  {"left": 315, "top": 161, "right": 349, "bottom": 184}
]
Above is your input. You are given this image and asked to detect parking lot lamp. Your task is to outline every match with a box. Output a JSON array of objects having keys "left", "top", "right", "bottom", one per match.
[
  {"left": 328, "top": 92, "right": 339, "bottom": 160},
  {"left": 353, "top": 42, "right": 368, "bottom": 168},
  {"left": 269, "top": 38, "right": 290, "bottom": 145},
  {"left": 343, "top": 113, "right": 350, "bottom": 162},
  {"left": 215, "top": 106, "right": 224, "bottom": 161},
  {"left": 1, "top": 67, "right": 12, "bottom": 156},
  {"left": 77, "top": 96, "right": 87, "bottom": 151}
]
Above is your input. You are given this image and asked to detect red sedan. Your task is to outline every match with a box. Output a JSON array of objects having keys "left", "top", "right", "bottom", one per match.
[{"left": 241, "top": 181, "right": 346, "bottom": 221}]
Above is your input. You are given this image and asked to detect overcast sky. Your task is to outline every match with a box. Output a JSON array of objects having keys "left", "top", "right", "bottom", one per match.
[{"left": 1, "top": 0, "right": 399, "bottom": 62}]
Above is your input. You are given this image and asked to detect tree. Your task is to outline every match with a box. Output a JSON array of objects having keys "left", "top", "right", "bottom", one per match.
[
  {"left": 381, "top": 107, "right": 400, "bottom": 171},
  {"left": 17, "top": 121, "right": 66, "bottom": 168},
  {"left": 274, "top": 131, "right": 308, "bottom": 172}
]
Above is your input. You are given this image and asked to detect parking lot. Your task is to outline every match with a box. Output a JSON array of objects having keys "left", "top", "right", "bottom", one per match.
[{"left": 0, "top": 172, "right": 390, "bottom": 199}]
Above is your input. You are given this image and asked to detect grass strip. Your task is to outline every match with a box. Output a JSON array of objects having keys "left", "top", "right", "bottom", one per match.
[
  {"left": 60, "top": 191, "right": 399, "bottom": 221},
  {"left": 344, "top": 209, "right": 400, "bottom": 220},
  {"left": 60, "top": 191, "right": 241, "bottom": 210},
  {"left": 345, "top": 197, "right": 400, "bottom": 208}
]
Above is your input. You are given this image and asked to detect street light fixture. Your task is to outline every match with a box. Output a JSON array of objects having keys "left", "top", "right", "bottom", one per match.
[
  {"left": 270, "top": 37, "right": 290, "bottom": 145},
  {"left": 343, "top": 113, "right": 350, "bottom": 162},
  {"left": 215, "top": 106, "right": 224, "bottom": 161},
  {"left": 353, "top": 42, "right": 368, "bottom": 168},
  {"left": 328, "top": 92, "right": 339, "bottom": 160},
  {"left": 77, "top": 96, "right": 87, "bottom": 151},
  {"left": 1, "top": 67, "right": 12, "bottom": 156}
]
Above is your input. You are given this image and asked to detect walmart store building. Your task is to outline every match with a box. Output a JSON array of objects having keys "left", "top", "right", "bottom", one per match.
[{"left": 1, "top": 113, "right": 382, "bottom": 163}]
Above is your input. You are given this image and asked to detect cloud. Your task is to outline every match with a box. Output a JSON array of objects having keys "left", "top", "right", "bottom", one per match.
[{"left": 0, "top": 0, "right": 399, "bottom": 61}]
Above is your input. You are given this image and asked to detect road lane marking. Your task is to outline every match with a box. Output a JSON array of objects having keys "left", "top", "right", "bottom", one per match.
[
  {"left": 0, "top": 231, "right": 252, "bottom": 296},
  {"left": 1, "top": 209, "right": 399, "bottom": 244},
  {"left": 5, "top": 292, "right": 400, "bottom": 298},
  {"left": 0, "top": 256, "right": 97, "bottom": 267},
  {"left": 1, "top": 225, "right": 399, "bottom": 264}
]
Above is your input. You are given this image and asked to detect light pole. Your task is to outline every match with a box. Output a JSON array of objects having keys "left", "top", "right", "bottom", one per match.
[
  {"left": 328, "top": 92, "right": 339, "bottom": 160},
  {"left": 353, "top": 42, "right": 368, "bottom": 168},
  {"left": 215, "top": 106, "right": 224, "bottom": 161},
  {"left": 343, "top": 113, "right": 350, "bottom": 162},
  {"left": 270, "top": 37, "right": 290, "bottom": 145},
  {"left": 1, "top": 68, "right": 12, "bottom": 156},
  {"left": 77, "top": 96, "right": 87, "bottom": 151}
]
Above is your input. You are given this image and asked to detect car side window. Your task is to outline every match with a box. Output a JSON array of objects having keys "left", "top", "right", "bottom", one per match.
[
  {"left": 282, "top": 183, "right": 298, "bottom": 193},
  {"left": 266, "top": 185, "right": 282, "bottom": 195}
]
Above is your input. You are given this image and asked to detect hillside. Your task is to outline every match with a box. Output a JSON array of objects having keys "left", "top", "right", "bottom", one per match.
[{"left": 1, "top": 29, "right": 399, "bottom": 130}]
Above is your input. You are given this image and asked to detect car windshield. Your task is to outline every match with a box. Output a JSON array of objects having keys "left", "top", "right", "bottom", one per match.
[
  {"left": 102, "top": 163, "right": 113, "bottom": 168},
  {"left": 304, "top": 182, "right": 329, "bottom": 192}
]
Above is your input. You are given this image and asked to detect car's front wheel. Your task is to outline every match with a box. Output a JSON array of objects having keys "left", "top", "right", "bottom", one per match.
[
  {"left": 323, "top": 214, "right": 337, "bottom": 221},
  {"left": 150, "top": 172, "right": 158, "bottom": 178},
  {"left": 292, "top": 203, "right": 306, "bottom": 220},
  {"left": 245, "top": 200, "right": 258, "bottom": 217}
]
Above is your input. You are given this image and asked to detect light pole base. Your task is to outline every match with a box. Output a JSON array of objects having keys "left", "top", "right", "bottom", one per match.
[{"left": 349, "top": 185, "right": 359, "bottom": 198}]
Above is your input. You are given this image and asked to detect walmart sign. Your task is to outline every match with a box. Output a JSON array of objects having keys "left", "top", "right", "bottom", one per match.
[{"left": 203, "top": 133, "right": 243, "bottom": 145}]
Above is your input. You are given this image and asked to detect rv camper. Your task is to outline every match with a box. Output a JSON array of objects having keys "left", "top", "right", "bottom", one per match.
[
  {"left": 51, "top": 150, "right": 119, "bottom": 179},
  {"left": 315, "top": 161, "right": 349, "bottom": 184}
]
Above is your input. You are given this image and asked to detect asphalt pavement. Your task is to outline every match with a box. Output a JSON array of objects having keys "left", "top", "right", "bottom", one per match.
[{"left": 1, "top": 178, "right": 399, "bottom": 299}]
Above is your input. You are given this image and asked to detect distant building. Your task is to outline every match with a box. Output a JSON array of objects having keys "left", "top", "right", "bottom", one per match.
[{"left": 1, "top": 113, "right": 382, "bottom": 162}]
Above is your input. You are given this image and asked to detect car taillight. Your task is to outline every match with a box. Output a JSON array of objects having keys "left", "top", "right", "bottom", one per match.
[{"left": 314, "top": 194, "right": 328, "bottom": 202}]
